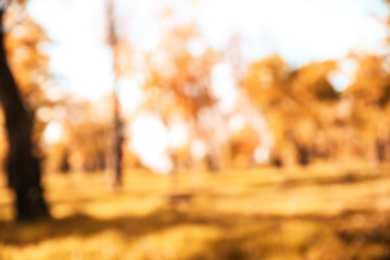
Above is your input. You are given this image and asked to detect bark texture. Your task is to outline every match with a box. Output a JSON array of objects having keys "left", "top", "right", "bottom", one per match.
[{"left": 0, "top": 10, "right": 50, "bottom": 221}]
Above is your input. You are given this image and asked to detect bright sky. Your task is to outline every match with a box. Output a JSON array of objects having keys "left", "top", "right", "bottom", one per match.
[
  {"left": 28, "top": 0, "right": 389, "bottom": 99},
  {"left": 30, "top": 0, "right": 389, "bottom": 172}
]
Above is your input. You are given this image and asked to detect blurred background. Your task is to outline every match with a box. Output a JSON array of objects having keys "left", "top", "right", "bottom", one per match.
[
  {"left": 2, "top": 0, "right": 389, "bottom": 174},
  {"left": 1, "top": 0, "right": 390, "bottom": 259}
]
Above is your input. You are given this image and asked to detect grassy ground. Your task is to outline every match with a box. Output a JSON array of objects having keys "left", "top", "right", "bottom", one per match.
[{"left": 0, "top": 163, "right": 390, "bottom": 259}]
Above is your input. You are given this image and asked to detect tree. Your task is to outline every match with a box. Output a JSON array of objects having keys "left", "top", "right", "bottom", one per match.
[
  {"left": 291, "top": 60, "right": 342, "bottom": 162},
  {"left": 241, "top": 55, "right": 299, "bottom": 166},
  {"left": 242, "top": 54, "right": 341, "bottom": 166},
  {"left": 345, "top": 54, "right": 390, "bottom": 162},
  {"left": 0, "top": 2, "right": 50, "bottom": 220},
  {"left": 143, "top": 21, "right": 221, "bottom": 171},
  {"left": 44, "top": 96, "right": 113, "bottom": 173},
  {"left": 105, "top": 0, "right": 125, "bottom": 188}
]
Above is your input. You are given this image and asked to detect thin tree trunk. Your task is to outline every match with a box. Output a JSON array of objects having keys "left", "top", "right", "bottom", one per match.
[
  {"left": 0, "top": 10, "right": 49, "bottom": 221},
  {"left": 111, "top": 90, "right": 123, "bottom": 187},
  {"left": 375, "top": 137, "right": 386, "bottom": 163},
  {"left": 106, "top": 0, "right": 123, "bottom": 188}
]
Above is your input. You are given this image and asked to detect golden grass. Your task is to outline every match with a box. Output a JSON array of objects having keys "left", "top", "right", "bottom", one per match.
[{"left": 0, "top": 163, "right": 389, "bottom": 259}]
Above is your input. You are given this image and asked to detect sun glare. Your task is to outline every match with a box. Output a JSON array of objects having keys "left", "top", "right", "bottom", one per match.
[{"left": 43, "top": 121, "right": 63, "bottom": 144}]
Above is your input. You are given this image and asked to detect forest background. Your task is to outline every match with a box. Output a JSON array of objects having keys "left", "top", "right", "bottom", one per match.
[{"left": 1, "top": 0, "right": 388, "bottom": 175}]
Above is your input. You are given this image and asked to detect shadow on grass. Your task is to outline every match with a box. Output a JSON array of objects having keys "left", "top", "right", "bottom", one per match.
[
  {"left": 0, "top": 207, "right": 188, "bottom": 245},
  {"left": 199, "top": 210, "right": 390, "bottom": 260},
  {"left": 1, "top": 207, "right": 389, "bottom": 259},
  {"left": 250, "top": 171, "right": 386, "bottom": 190}
]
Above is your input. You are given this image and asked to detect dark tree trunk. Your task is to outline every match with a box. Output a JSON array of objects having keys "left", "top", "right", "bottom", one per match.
[
  {"left": 289, "top": 133, "right": 310, "bottom": 166},
  {"left": 59, "top": 149, "right": 70, "bottom": 173},
  {"left": 297, "top": 145, "right": 310, "bottom": 166},
  {"left": 270, "top": 154, "right": 283, "bottom": 168},
  {"left": 111, "top": 91, "right": 123, "bottom": 187},
  {"left": 0, "top": 10, "right": 50, "bottom": 221}
]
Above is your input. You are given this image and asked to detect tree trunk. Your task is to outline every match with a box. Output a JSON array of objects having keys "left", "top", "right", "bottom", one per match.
[
  {"left": 297, "top": 145, "right": 310, "bottom": 166},
  {"left": 111, "top": 91, "right": 123, "bottom": 187},
  {"left": 106, "top": 0, "right": 123, "bottom": 188},
  {"left": 59, "top": 149, "right": 70, "bottom": 173},
  {"left": 0, "top": 10, "right": 50, "bottom": 221},
  {"left": 375, "top": 137, "right": 386, "bottom": 163}
]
